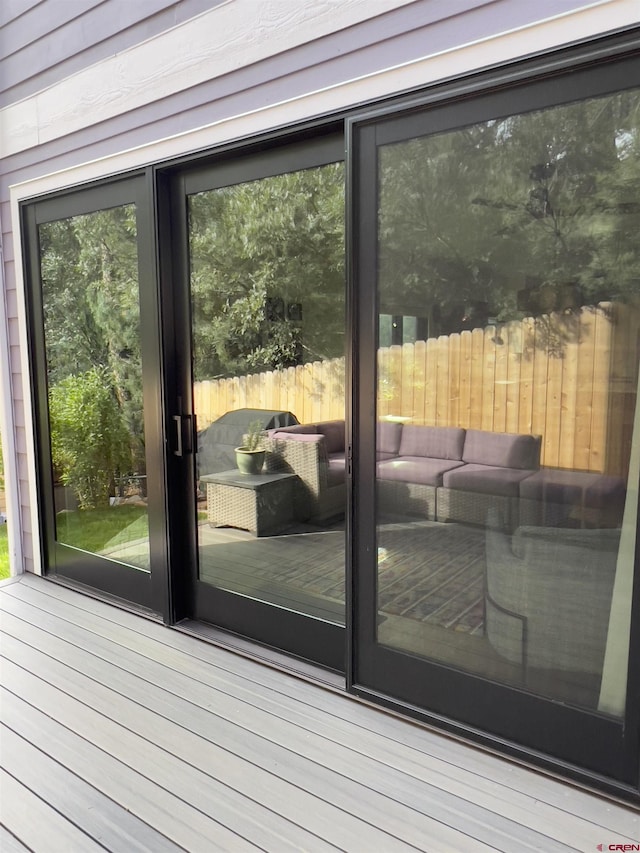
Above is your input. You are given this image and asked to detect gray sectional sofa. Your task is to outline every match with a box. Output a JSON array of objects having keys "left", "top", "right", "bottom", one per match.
[
  {"left": 377, "top": 424, "right": 542, "bottom": 527},
  {"left": 265, "top": 419, "right": 626, "bottom": 530}
]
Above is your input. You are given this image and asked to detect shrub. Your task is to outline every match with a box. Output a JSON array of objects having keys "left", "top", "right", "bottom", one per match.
[{"left": 49, "top": 368, "right": 131, "bottom": 509}]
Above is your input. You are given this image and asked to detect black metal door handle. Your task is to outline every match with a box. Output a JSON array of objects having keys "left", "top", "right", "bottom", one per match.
[{"left": 173, "top": 415, "right": 183, "bottom": 457}]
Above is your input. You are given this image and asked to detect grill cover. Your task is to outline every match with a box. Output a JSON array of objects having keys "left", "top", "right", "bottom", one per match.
[{"left": 197, "top": 408, "right": 299, "bottom": 476}]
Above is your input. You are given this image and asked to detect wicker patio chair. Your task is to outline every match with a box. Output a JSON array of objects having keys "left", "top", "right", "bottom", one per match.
[{"left": 264, "top": 433, "right": 345, "bottom": 524}]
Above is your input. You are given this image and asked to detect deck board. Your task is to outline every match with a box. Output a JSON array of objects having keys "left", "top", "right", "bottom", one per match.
[
  {"left": 0, "top": 615, "right": 578, "bottom": 852},
  {"left": 1, "top": 690, "right": 259, "bottom": 852},
  {"left": 1, "top": 575, "right": 638, "bottom": 851},
  {"left": 0, "top": 826, "right": 31, "bottom": 853},
  {"left": 0, "top": 768, "right": 106, "bottom": 853},
  {"left": 1, "top": 725, "right": 182, "bottom": 853}
]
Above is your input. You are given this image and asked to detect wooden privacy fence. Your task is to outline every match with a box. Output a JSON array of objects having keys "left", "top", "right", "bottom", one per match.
[
  {"left": 194, "top": 356, "right": 346, "bottom": 429},
  {"left": 194, "top": 302, "right": 640, "bottom": 476}
]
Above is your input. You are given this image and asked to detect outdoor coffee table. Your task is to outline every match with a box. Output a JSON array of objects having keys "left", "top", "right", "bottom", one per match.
[{"left": 201, "top": 470, "right": 297, "bottom": 536}]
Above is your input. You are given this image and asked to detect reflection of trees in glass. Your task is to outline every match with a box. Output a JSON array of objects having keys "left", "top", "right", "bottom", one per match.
[
  {"left": 189, "top": 163, "right": 344, "bottom": 381},
  {"left": 378, "top": 90, "right": 640, "bottom": 341},
  {"left": 40, "top": 205, "right": 144, "bottom": 507},
  {"left": 49, "top": 368, "right": 132, "bottom": 509}
]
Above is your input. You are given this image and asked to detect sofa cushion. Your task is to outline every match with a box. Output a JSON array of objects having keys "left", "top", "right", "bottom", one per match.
[
  {"left": 273, "top": 423, "right": 318, "bottom": 435},
  {"left": 317, "top": 420, "right": 345, "bottom": 454},
  {"left": 378, "top": 456, "right": 464, "bottom": 486},
  {"left": 463, "top": 430, "right": 541, "bottom": 470},
  {"left": 519, "top": 468, "right": 600, "bottom": 502},
  {"left": 377, "top": 421, "right": 403, "bottom": 456},
  {"left": 443, "top": 463, "right": 534, "bottom": 497},
  {"left": 519, "top": 469, "right": 626, "bottom": 527},
  {"left": 398, "top": 426, "right": 465, "bottom": 461}
]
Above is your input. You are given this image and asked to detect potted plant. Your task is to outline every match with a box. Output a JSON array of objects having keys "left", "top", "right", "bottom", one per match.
[{"left": 235, "top": 420, "right": 266, "bottom": 475}]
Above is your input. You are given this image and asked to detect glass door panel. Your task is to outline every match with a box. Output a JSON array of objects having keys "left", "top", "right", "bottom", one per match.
[
  {"left": 185, "top": 154, "right": 347, "bottom": 664},
  {"left": 26, "top": 177, "right": 162, "bottom": 610},
  {"left": 356, "top": 81, "right": 640, "bottom": 780},
  {"left": 39, "top": 206, "right": 150, "bottom": 573}
]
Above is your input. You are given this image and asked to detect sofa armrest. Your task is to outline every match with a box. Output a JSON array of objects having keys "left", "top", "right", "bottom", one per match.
[
  {"left": 485, "top": 520, "right": 619, "bottom": 674},
  {"left": 265, "top": 432, "right": 327, "bottom": 494}
]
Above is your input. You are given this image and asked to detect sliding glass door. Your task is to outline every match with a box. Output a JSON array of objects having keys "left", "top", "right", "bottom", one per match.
[
  {"left": 24, "top": 177, "right": 165, "bottom": 610},
  {"left": 353, "top": 66, "right": 640, "bottom": 782},
  {"left": 169, "top": 136, "right": 347, "bottom": 668}
]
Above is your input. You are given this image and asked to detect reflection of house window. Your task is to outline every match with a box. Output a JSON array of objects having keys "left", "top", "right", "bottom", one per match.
[
  {"left": 379, "top": 314, "right": 423, "bottom": 345},
  {"left": 265, "top": 296, "right": 285, "bottom": 321},
  {"left": 379, "top": 314, "right": 392, "bottom": 347},
  {"left": 287, "top": 302, "right": 303, "bottom": 322}
]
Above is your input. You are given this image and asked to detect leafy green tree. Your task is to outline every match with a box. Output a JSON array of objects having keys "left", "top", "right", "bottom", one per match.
[
  {"left": 189, "top": 163, "right": 345, "bottom": 380},
  {"left": 378, "top": 89, "right": 640, "bottom": 339},
  {"left": 49, "top": 368, "right": 131, "bottom": 509},
  {"left": 40, "top": 204, "right": 146, "bottom": 473}
]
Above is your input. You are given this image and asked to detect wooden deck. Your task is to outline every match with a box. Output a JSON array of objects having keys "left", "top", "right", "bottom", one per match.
[{"left": 1, "top": 574, "right": 638, "bottom": 852}]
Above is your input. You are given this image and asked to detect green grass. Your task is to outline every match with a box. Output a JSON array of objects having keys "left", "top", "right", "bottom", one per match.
[
  {"left": 0, "top": 525, "right": 9, "bottom": 580},
  {"left": 1, "top": 506, "right": 200, "bottom": 579},
  {"left": 57, "top": 505, "right": 149, "bottom": 554}
]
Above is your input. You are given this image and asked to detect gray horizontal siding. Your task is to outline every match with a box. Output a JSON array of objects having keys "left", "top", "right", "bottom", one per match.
[
  {"left": 0, "top": 0, "right": 104, "bottom": 51},
  {"left": 0, "top": 0, "right": 43, "bottom": 28},
  {"left": 0, "top": 0, "right": 595, "bottom": 200},
  {"left": 0, "top": 0, "right": 228, "bottom": 107}
]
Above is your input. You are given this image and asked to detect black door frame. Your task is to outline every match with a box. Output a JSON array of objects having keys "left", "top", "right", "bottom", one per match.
[
  {"left": 348, "top": 47, "right": 640, "bottom": 796},
  {"left": 21, "top": 172, "right": 170, "bottom": 614},
  {"left": 158, "top": 131, "right": 349, "bottom": 671}
]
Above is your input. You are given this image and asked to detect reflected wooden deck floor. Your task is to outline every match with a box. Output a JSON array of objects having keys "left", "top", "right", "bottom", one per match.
[{"left": 1, "top": 574, "right": 637, "bottom": 852}]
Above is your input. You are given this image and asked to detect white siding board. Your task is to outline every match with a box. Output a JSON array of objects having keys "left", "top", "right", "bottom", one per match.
[
  {"left": 9, "top": 335, "right": 22, "bottom": 372},
  {"left": 18, "top": 501, "right": 30, "bottom": 525},
  {"left": 14, "top": 428, "right": 27, "bottom": 454},
  {"left": 0, "top": 0, "right": 229, "bottom": 107},
  {"left": 6, "top": 291, "right": 18, "bottom": 321},
  {"left": 2, "top": 236, "right": 14, "bottom": 265},
  {"left": 1, "top": 97, "right": 39, "bottom": 158},
  {"left": 9, "top": 345, "right": 22, "bottom": 377},
  {"left": 12, "top": 398, "right": 24, "bottom": 428}
]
